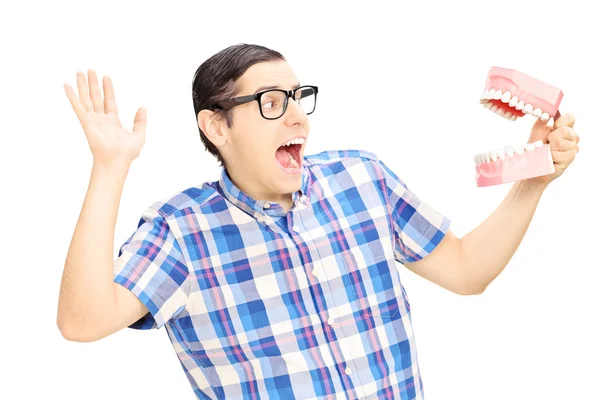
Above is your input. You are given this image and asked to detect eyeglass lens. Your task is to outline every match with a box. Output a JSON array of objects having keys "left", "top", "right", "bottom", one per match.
[{"left": 260, "top": 87, "right": 316, "bottom": 119}]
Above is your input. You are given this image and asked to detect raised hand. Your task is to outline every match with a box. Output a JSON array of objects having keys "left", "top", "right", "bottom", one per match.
[
  {"left": 64, "top": 69, "right": 146, "bottom": 167},
  {"left": 526, "top": 113, "right": 580, "bottom": 185}
]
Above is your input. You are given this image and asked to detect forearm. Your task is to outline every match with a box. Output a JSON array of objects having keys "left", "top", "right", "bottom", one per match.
[
  {"left": 460, "top": 179, "right": 548, "bottom": 292},
  {"left": 57, "top": 161, "right": 130, "bottom": 337}
]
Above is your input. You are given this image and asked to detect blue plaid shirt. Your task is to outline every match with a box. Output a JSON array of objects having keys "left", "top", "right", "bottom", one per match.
[{"left": 114, "top": 149, "right": 450, "bottom": 399}]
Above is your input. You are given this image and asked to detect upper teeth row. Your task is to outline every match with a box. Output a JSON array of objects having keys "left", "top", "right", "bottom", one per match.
[
  {"left": 283, "top": 138, "right": 305, "bottom": 146},
  {"left": 480, "top": 88, "right": 551, "bottom": 121},
  {"left": 475, "top": 140, "right": 544, "bottom": 164}
]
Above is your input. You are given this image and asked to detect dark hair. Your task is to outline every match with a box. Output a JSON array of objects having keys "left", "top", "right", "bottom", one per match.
[{"left": 192, "top": 43, "right": 286, "bottom": 166}]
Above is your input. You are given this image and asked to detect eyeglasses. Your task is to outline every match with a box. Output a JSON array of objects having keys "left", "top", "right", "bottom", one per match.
[{"left": 216, "top": 85, "right": 318, "bottom": 120}]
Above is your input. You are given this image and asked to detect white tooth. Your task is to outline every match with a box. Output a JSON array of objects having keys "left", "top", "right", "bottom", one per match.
[
  {"left": 532, "top": 108, "right": 542, "bottom": 117},
  {"left": 480, "top": 91, "right": 488, "bottom": 101},
  {"left": 484, "top": 153, "right": 490, "bottom": 162},
  {"left": 505, "top": 112, "right": 513, "bottom": 119},
  {"left": 524, "top": 104, "right": 533, "bottom": 113},
  {"left": 516, "top": 100, "right": 525, "bottom": 110},
  {"left": 496, "top": 149, "right": 506, "bottom": 159},
  {"left": 484, "top": 102, "right": 493, "bottom": 109},
  {"left": 493, "top": 90, "right": 502, "bottom": 100},
  {"left": 509, "top": 96, "right": 519, "bottom": 107},
  {"left": 525, "top": 143, "right": 536, "bottom": 151},
  {"left": 540, "top": 112, "right": 550, "bottom": 121},
  {"left": 489, "top": 150, "right": 498, "bottom": 161},
  {"left": 505, "top": 145, "right": 515, "bottom": 157},
  {"left": 501, "top": 91, "right": 511, "bottom": 103},
  {"left": 490, "top": 104, "right": 499, "bottom": 112},
  {"left": 485, "top": 89, "right": 495, "bottom": 99},
  {"left": 496, "top": 108, "right": 505, "bottom": 116},
  {"left": 511, "top": 114, "right": 517, "bottom": 121},
  {"left": 514, "top": 145, "right": 525, "bottom": 155},
  {"left": 534, "top": 140, "right": 543, "bottom": 148}
]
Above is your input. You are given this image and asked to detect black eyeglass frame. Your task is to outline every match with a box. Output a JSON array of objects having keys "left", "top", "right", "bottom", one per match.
[{"left": 215, "top": 85, "right": 319, "bottom": 120}]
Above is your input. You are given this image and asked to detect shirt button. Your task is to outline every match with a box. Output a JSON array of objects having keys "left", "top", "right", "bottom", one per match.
[
  {"left": 263, "top": 202, "right": 271, "bottom": 209},
  {"left": 300, "top": 195, "right": 307, "bottom": 203},
  {"left": 345, "top": 367, "right": 352, "bottom": 375},
  {"left": 327, "top": 317, "right": 335, "bottom": 326},
  {"left": 292, "top": 225, "right": 299, "bottom": 232}
]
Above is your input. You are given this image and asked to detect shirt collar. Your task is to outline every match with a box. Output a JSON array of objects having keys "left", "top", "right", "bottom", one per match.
[{"left": 218, "top": 162, "right": 311, "bottom": 219}]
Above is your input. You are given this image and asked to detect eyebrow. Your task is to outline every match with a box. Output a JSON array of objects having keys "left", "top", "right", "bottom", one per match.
[{"left": 253, "top": 82, "right": 301, "bottom": 94}]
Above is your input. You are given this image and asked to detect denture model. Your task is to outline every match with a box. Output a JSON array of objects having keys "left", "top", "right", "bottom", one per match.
[{"left": 475, "top": 66, "right": 563, "bottom": 187}]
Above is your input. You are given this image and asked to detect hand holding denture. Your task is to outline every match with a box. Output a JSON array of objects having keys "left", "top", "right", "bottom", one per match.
[
  {"left": 526, "top": 113, "right": 579, "bottom": 185},
  {"left": 475, "top": 67, "right": 578, "bottom": 187}
]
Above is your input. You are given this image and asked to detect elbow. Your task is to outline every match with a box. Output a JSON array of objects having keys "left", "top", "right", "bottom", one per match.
[
  {"left": 57, "top": 314, "right": 101, "bottom": 343},
  {"left": 454, "top": 280, "right": 488, "bottom": 296}
]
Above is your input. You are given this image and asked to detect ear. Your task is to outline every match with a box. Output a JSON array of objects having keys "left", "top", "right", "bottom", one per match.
[{"left": 197, "top": 109, "right": 227, "bottom": 148}]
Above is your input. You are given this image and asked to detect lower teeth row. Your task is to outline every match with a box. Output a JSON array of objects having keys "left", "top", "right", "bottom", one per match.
[
  {"left": 475, "top": 140, "right": 543, "bottom": 164},
  {"left": 288, "top": 152, "right": 299, "bottom": 168}
]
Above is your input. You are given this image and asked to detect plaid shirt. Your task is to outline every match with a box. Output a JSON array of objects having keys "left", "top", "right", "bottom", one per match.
[{"left": 114, "top": 149, "right": 450, "bottom": 400}]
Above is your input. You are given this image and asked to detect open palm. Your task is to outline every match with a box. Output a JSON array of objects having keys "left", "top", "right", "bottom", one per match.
[{"left": 64, "top": 69, "right": 146, "bottom": 166}]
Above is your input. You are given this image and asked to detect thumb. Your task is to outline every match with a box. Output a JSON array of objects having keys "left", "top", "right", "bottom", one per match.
[
  {"left": 553, "top": 112, "right": 575, "bottom": 130},
  {"left": 133, "top": 106, "right": 147, "bottom": 136},
  {"left": 528, "top": 117, "right": 551, "bottom": 144}
]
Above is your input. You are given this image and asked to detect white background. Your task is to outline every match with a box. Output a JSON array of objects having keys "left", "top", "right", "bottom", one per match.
[{"left": 1, "top": 1, "right": 598, "bottom": 399}]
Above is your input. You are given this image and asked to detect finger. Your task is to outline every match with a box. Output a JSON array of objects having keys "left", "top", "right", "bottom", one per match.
[
  {"left": 529, "top": 117, "right": 552, "bottom": 144},
  {"left": 548, "top": 126, "right": 578, "bottom": 143},
  {"left": 88, "top": 69, "right": 104, "bottom": 113},
  {"left": 549, "top": 136, "right": 578, "bottom": 152},
  {"left": 552, "top": 147, "right": 578, "bottom": 165},
  {"left": 132, "top": 107, "right": 147, "bottom": 137},
  {"left": 103, "top": 76, "right": 119, "bottom": 118},
  {"left": 64, "top": 83, "right": 87, "bottom": 122},
  {"left": 553, "top": 113, "right": 575, "bottom": 130},
  {"left": 76, "top": 71, "right": 93, "bottom": 112}
]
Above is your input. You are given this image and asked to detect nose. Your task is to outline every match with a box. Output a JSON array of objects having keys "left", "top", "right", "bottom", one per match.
[{"left": 284, "top": 96, "right": 308, "bottom": 126}]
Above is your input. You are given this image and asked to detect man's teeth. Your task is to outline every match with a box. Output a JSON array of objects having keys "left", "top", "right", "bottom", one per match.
[
  {"left": 282, "top": 138, "right": 305, "bottom": 147},
  {"left": 474, "top": 140, "right": 544, "bottom": 164},
  {"left": 288, "top": 152, "right": 299, "bottom": 168},
  {"left": 480, "top": 89, "right": 551, "bottom": 121}
]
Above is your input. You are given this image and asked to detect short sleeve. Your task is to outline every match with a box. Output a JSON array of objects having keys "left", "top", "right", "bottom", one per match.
[
  {"left": 113, "top": 207, "right": 190, "bottom": 330},
  {"left": 375, "top": 158, "right": 451, "bottom": 264}
]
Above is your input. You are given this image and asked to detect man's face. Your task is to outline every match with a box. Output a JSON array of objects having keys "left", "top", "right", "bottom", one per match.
[{"left": 219, "top": 60, "right": 310, "bottom": 204}]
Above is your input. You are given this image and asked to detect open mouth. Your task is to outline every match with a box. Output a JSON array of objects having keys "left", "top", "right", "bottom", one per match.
[
  {"left": 475, "top": 67, "right": 562, "bottom": 187},
  {"left": 275, "top": 138, "right": 304, "bottom": 173}
]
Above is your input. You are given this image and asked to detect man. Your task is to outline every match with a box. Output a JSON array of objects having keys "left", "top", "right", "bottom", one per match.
[{"left": 57, "top": 44, "right": 579, "bottom": 399}]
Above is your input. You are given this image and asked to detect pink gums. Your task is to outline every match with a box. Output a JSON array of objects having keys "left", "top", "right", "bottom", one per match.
[
  {"left": 484, "top": 67, "right": 563, "bottom": 118},
  {"left": 475, "top": 144, "right": 555, "bottom": 187}
]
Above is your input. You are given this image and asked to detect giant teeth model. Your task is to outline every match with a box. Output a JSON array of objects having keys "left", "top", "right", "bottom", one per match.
[{"left": 475, "top": 66, "right": 563, "bottom": 187}]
